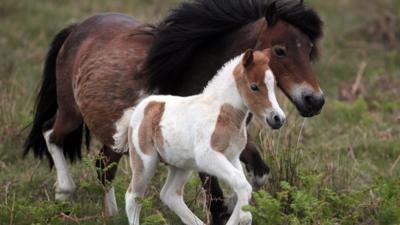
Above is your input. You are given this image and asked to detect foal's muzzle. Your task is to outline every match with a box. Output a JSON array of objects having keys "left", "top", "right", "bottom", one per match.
[{"left": 266, "top": 111, "right": 286, "bottom": 130}]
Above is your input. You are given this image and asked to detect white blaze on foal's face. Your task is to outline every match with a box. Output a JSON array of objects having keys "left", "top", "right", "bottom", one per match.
[{"left": 234, "top": 49, "right": 286, "bottom": 129}]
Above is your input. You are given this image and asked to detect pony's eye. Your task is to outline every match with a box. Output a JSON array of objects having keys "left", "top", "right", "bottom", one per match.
[
  {"left": 273, "top": 46, "right": 287, "bottom": 58},
  {"left": 250, "top": 84, "right": 259, "bottom": 92}
]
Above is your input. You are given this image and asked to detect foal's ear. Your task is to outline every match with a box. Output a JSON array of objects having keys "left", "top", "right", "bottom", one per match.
[{"left": 243, "top": 49, "right": 254, "bottom": 68}]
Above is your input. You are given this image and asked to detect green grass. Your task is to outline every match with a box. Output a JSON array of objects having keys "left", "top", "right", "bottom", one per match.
[{"left": 0, "top": 0, "right": 399, "bottom": 224}]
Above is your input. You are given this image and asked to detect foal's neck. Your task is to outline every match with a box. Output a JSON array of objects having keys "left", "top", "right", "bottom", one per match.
[{"left": 202, "top": 55, "right": 246, "bottom": 112}]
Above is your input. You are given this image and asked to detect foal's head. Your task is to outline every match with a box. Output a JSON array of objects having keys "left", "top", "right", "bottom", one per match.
[{"left": 234, "top": 49, "right": 285, "bottom": 129}]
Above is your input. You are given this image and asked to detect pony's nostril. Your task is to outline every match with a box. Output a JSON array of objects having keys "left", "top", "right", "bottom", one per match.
[
  {"left": 304, "top": 94, "right": 313, "bottom": 104},
  {"left": 303, "top": 93, "right": 325, "bottom": 110}
]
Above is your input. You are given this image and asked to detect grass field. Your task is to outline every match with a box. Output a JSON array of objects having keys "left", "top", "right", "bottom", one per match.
[{"left": 0, "top": 0, "right": 399, "bottom": 224}]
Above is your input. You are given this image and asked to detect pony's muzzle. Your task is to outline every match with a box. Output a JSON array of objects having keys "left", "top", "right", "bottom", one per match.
[
  {"left": 266, "top": 111, "right": 286, "bottom": 130},
  {"left": 292, "top": 87, "right": 325, "bottom": 117},
  {"left": 302, "top": 92, "right": 325, "bottom": 114}
]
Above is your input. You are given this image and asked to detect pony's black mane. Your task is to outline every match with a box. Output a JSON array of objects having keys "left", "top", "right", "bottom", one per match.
[{"left": 143, "top": 0, "right": 323, "bottom": 92}]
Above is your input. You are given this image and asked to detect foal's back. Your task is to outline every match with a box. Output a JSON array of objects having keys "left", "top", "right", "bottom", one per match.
[{"left": 130, "top": 94, "right": 226, "bottom": 169}]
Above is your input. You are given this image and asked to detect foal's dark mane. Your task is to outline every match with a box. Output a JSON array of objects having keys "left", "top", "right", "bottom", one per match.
[{"left": 143, "top": 0, "right": 323, "bottom": 92}]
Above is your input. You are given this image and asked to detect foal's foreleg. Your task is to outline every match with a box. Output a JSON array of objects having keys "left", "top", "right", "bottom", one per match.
[
  {"left": 199, "top": 137, "right": 268, "bottom": 225},
  {"left": 161, "top": 167, "right": 204, "bottom": 225},
  {"left": 95, "top": 145, "right": 123, "bottom": 217},
  {"left": 198, "top": 152, "right": 252, "bottom": 225}
]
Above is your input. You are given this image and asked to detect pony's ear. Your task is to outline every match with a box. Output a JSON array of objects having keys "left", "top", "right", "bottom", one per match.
[
  {"left": 243, "top": 49, "right": 254, "bottom": 68},
  {"left": 265, "top": 1, "right": 278, "bottom": 26}
]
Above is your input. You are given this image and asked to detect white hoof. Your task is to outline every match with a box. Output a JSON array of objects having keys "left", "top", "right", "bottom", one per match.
[
  {"left": 54, "top": 181, "right": 76, "bottom": 201},
  {"left": 239, "top": 212, "right": 252, "bottom": 225},
  {"left": 55, "top": 189, "right": 75, "bottom": 201}
]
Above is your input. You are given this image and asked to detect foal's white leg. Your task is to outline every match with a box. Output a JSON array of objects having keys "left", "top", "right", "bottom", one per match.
[
  {"left": 126, "top": 155, "right": 158, "bottom": 225},
  {"left": 44, "top": 130, "right": 76, "bottom": 201},
  {"left": 160, "top": 167, "right": 204, "bottom": 225},
  {"left": 230, "top": 158, "right": 253, "bottom": 225},
  {"left": 197, "top": 152, "right": 252, "bottom": 225}
]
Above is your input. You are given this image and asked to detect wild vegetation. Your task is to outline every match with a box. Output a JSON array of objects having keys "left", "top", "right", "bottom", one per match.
[{"left": 0, "top": 0, "right": 399, "bottom": 224}]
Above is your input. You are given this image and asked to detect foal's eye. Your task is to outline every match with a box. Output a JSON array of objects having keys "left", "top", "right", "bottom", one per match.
[
  {"left": 250, "top": 84, "right": 259, "bottom": 92},
  {"left": 273, "top": 46, "right": 287, "bottom": 59}
]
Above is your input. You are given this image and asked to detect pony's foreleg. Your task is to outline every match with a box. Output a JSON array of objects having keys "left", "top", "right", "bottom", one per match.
[
  {"left": 240, "top": 136, "right": 269, "bottom": 188},
  {"left": 44, "top": 129, "right": 76, "bottom": 201},
  {"left": 95, "top": 145, "right": 123, "bottom": 217},
  {"left": 197, "top": 152, "right": 252, "bottom": 225},
  {"left": 126, "top": 150, "right": 158, "bottom": 225},
  {"left": 198, "top": 173, "right": 228, "bottom": 225},
  {"left": 160, "top": 167, "right": 204, "bottom": 225}
]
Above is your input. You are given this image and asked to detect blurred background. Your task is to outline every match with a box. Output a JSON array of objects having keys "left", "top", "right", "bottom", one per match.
[{"left": 0, "top": 0, "right": 399, "bottom": 224}]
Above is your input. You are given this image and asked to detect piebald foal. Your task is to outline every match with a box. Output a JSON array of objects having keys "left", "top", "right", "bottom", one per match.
[{"left": 113, "top": 49, "right": 286, "bottom": 225}]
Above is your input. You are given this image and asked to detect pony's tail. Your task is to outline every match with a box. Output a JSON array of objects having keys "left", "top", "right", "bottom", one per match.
[
  {"left": 23, "top": 24, "right": 78, "bottom": 166},
  {"left": 113, "top": 108, "right": 135, "bottom": 153}
]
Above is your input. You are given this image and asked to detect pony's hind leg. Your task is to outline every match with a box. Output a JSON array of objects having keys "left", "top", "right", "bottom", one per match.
[
  {"left": 126, "top": 148, "right": 158, "bottom": 225},
  {"left": 160, "top": 167, "right": 204, "bottom": 225},
  {"left": 199, "top": 173, "right": 228, "bottom": 225},
  {"left": 95, "top": 145, "right": 123, "bottom": 217},
  {"left": 43, "top": 113, "right": 83, "bottom": 201}
]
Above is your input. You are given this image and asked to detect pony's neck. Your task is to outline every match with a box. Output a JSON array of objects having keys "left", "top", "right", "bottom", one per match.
[
  {"left": 172, "top": 19, "right": 266, "bottom": 96},
  {"left": 222, "top": 18, "right": 267, "bottom": 57},
  {"left": 202, "top": 54, "right": 246, "bottom": 111}
]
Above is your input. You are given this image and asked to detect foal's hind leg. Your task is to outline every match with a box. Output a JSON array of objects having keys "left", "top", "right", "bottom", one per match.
[
  {"left": 43, "top": 113, "right": 82, "bottom": 201},
  {"left": 161, "top": 167, "right": 204, "bottom": 225},
  {"left": 126, "top": 149, "right": 158, "bottom": 225},
  {"left": 95, "top": 145, "right": 123, "bottom": 217}
]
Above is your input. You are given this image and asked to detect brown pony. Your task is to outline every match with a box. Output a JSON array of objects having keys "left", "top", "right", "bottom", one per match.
[{"left": 24, "top": 0, "right": 324, "bottom": 224}]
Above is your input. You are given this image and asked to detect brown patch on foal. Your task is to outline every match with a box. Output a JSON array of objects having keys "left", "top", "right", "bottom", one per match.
[
  {"left": 211, "top": 104, "right": 246, "bottom": 153},
  {"left": 233, "top": 50, "right": 272, "bottom": 118},
  {"left": 127, "top": 127, "right": 143, "bottom": 193},
  {"left": 138, "top": 101, "right": 165, "bottom": 155}
]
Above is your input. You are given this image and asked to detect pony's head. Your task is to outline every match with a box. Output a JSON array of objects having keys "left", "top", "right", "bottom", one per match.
[
  {"left": 234, "top": 49, "right": 285, "bottom": 129},
  {"left": 258, "top": 0, "right": 325, "bottom": 117}
]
